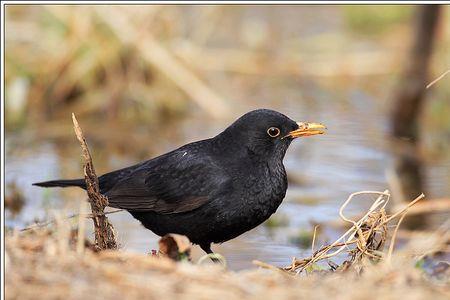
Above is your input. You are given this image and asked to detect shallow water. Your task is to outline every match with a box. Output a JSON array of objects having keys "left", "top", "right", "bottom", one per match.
[{"left": 6, "top": 84, "right": 450, "bottom": 270}]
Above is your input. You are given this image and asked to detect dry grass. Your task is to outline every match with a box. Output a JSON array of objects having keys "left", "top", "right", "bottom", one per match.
[
  {"left": 426, "top": 69, "right": 450, "bottom": 89},
  {"left": 5, "top": 189, "right": 450, "bottom": 300},
  {"left": 5, "top": 225, "right": 449, "bottom": 300},
  {"left": 271, "top": 190, "right": 427, "bottom": 274}
]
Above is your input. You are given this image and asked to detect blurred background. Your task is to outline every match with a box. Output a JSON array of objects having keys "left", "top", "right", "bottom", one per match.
[{"left": 5, "top": 5, "right": 450, "bottom": 269}]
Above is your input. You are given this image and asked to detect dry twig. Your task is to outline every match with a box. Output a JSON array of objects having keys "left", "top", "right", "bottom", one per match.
[
  {"left": 426, "top": 69, "right": 450, "bottom": 89},
  {"left": 72, "top": 113, "right": 117, "bottom": 250},
  {"left": 20, "top": 209, "right": 124, "bottom": 232}
]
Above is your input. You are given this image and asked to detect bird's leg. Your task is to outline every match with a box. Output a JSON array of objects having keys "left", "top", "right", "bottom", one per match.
[
  {"left": 200, "top": 243, "right": 220, "bottom": 263},
  {"left": 200, "top": 243, "right": 213, "bottom": 254}
]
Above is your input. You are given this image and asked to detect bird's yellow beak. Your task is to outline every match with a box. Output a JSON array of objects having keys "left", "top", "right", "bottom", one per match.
[{"left": 285, "top": 122, "right": 326, "bottom": 138}]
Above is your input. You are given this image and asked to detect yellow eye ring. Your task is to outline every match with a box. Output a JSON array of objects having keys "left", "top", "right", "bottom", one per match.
[{"left": 267, "top": 127, "right": 280, "bottom": 138}]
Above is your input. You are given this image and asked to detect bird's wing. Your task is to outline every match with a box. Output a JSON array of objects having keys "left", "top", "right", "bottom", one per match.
[{"left": 104, "top": 149, "right": 230, "bottom": 214}]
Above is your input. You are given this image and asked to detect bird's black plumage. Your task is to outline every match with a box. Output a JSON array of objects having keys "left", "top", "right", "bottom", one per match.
[{"left": 34, "top": 109, "right": 325, "bottom": 254}]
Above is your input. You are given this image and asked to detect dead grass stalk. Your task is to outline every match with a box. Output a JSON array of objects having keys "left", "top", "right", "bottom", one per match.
[{"left": 262, "top": 190, "right": 427, "bottom": 274}]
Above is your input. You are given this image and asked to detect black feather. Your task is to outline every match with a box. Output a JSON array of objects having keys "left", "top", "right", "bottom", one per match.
[{"left": 33, "top": 179, "right": 86, "bottom": 189}]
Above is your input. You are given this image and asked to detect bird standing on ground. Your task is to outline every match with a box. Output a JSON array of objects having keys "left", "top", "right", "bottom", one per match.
[{"left": 34, "top": 109, "right": 326, "bottom": 255}]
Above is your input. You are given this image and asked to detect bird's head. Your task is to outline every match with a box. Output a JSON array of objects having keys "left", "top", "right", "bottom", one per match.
[{"left": 218, "top": 109, "right": 326, "bottom": 161}]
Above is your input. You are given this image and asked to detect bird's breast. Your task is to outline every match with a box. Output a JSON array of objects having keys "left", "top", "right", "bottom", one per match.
[
  {"left": 233, "top": 161, "right": 287, "bottom": 219},
  {"left": 204, "top": 161, "right": 287, "bottom": 243}
]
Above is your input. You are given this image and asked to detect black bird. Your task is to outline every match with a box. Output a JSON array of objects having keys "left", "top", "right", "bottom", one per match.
[{"left": 34, "top": 109, "right": 325, "bottom": 255}]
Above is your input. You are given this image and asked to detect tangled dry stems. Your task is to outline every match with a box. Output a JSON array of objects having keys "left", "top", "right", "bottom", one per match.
[{"left": 255, "top": 190, "right": 426, "bottom": 274}]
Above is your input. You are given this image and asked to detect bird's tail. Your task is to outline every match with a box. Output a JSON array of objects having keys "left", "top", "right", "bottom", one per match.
[{"left": 33, "top": 179, "right": 86, "bottom": 189}]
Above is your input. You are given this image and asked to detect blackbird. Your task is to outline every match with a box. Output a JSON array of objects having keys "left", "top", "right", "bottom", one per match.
[{"left": 34, "top": 109, "right": 326, "bottom": 255}]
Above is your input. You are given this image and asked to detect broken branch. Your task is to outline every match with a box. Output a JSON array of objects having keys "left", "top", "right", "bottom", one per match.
[{"left": 72, "top": 113, "right": 118, "bottom": 250}]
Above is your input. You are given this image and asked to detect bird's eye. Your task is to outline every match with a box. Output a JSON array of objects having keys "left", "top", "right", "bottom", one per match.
[{"left": 267, "top": 127, "right": 280, "bottom": 137}]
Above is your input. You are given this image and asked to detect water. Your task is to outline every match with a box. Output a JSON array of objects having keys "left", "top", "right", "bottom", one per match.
[{"left": 6, "top": 82, "right": 450, "bottom": 270}]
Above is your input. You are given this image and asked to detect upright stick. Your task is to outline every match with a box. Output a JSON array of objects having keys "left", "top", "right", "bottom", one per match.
[{"left": 72, "top": 113, "right": 117, "bottom": 250}]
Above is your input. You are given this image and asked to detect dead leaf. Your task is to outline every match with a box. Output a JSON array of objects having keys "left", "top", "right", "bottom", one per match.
[{"left": 158, "top": 234, "right": 191, "bottom": 261}]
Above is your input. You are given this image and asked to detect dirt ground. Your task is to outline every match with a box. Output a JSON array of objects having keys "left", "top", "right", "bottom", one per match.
[{"left": 5, "top": 225, "right": 449, "bottom": 300}]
